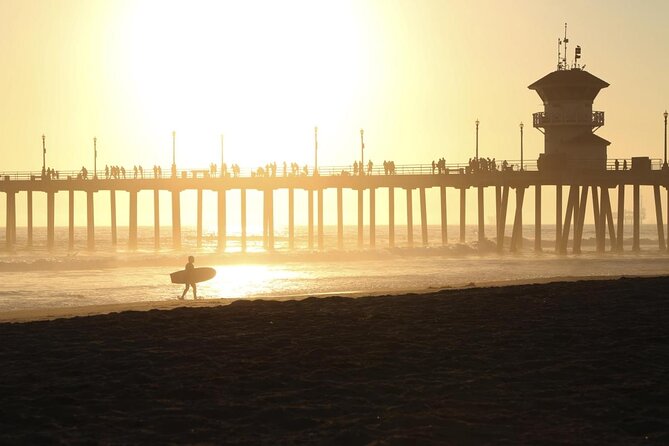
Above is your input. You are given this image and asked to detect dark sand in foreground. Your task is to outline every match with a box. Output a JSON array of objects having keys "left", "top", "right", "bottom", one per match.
[{"left": 1, "top": 277, "right": 668, "bottom": 445}]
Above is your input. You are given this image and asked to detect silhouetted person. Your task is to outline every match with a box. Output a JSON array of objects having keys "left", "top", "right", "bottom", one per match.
[
  {"left": 615, "top": 159, "right": 620, "bottom": 171},
  {"left": 623, "top": 160, "right": 627, "bottom": 171},
  {"left": 180, "top": 255, "right": 197, "bottom": 300}
]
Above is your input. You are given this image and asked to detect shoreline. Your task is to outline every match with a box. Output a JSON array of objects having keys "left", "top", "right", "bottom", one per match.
[{"left": 2, "top": 273, "right": 666, "bottom": 324}]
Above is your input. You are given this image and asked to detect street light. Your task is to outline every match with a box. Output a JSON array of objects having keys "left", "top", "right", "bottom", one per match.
[
  {"left": 41, "top": 134, "right": 46, "bottom": 176},
  {"left": 314, "top": 126, "right": 318, "bottom": 175},
  {"left": 520, "top": 122, "right": 524, "bottom": 171},
  {"left": 475, "top": 119, "right": 480, "bottom": 159},
  {"left": 171, "top": 131, "right": 176, "bottom": 178},
  {"left": 360, "top": 128, "right": 365, "bottom": 176},
  {"left": 662, "top": 110, "right": 669, "bottom": 169}
]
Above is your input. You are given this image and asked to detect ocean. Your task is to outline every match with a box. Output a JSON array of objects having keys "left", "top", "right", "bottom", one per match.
[{"left": 1, "top": 224, "right": 668, "bottom": 313}]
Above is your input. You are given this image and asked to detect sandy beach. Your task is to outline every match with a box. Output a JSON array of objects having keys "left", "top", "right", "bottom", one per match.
[{"left": 1, "top": 277, "right": 668, "bottom": 444}]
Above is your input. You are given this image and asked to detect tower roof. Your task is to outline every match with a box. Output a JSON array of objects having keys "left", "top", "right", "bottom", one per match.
[{"left": 528, "top": 69, "right": 609, "bottom": 102}]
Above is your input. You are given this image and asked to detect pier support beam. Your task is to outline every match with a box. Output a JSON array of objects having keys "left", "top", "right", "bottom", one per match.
[
  {"left": 262, "top": 191, "right": 269, "bottom": 249},
  {"left": 68, "top": 190, "right": 74, "bottom": 250},
  {"left": 268, "top": 189, "right": 274, "bottom": 251},
  {"left": 154, "top": 190, "right": 160, "bottom": 250},
  {"left": 358, "top": 189, "right": 364, "bottom": 248},
  {"left": 497, "top": 186, "right": 509, "bottom": 252},
  {"left": 592, "top": 186, "right": 603, "bottom": 253},
  {"left": 555, "top": 185, "right": 562, "bottom": 253},
  {"left": 336, "top": 188, "right": 343, "bottom": 249},
  {"left": 6, "top": 191, "right": 16, "bottom": 249},
  {"left": 510, "top": 187, "right": 525, "bottom": 252},
  {"left": 370, "top": 188, "right": 376, "bottom": 248},
  {"left": 217, "top": 190, "right": 226, "bottom": 251},
  {"left": 633, "top": 184, "right": 640, "bottom": 252},
  {"left": 495, "top": 186, "right": 501, "bottom": 247},
  {"left": 110, "top": 190, "right": 117, "bottom": 247},
  {"left": 459, "top": 188, "right": 466, "bottom": 243},
  {"left": 617, "top": 184, "right": 625, "bottom": 252},
  {"left": 27, "top": 191, "right": 33, "bottom": 247},
  {"left": 406, "top": 189, "right": 414, "bottom": 248},
  {"left": 389, "top": 187, "right": 395, "bottom": 248},
  {"left": 196, "top": 189, "right": 203, "bottom": 248},
  {"left": 573, "top": 185, "right": 589, "bottom": 254},
  {"left": 534, "top": 185, "right": 542, "bottom": 252},
  {"left": 240, "top": 189, "right": 247, "bottom": 252},
  {"left": 653, "top": 185, "right": 665, "bottom": 250},
  {"left": 420, "top": 187, "right": 428, "bottom": 247},
  {"left": 602, "top": 187, "right": 616, "bottom": 251},
  {"left": 440, "top": 186, "right": 447, "bottom": 246},
  {"left": 47, "top": 191, "right": 55, "bottom": 250},
  {"left": 289, "top": 188, "right": 295, "bottom": 249},
  {"left": 560, "top": 186, "right": 577, "bottom": 254},
  {"left": 87, "top": 191, "right": 95, "bottom": 251},
  {"left": 308, "top": 190, "right": 314, "bottom": 249},
  {"left": 477, "top": 186, "right": 484, "bottom": 246},
  {"left": 129, "top": 190, "right": 138, "bottom": 250},
  {"left": 317, "top": 189, "right": 323, "bottom": 250}
]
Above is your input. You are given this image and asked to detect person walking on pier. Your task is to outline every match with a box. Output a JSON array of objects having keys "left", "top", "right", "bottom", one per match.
[
  {"left": 367, "top": 160, "right": 373, "bottom": 175},
  {"left": 180, "top": 256, "right": 197, "bottom": 300}
]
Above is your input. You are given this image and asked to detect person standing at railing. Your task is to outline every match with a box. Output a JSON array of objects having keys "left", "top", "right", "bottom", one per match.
[{"left": 367, "top": 160, "right": 373, "bottom": 175}]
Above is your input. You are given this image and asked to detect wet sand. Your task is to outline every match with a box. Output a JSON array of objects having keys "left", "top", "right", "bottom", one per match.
[{"left": 1, "top": 277, "right": 668, "bottom": 444}]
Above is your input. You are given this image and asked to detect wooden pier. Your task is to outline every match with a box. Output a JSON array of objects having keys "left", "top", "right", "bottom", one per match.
[{"left": 2, "top": 162, "right": 668, "bottom": 254}]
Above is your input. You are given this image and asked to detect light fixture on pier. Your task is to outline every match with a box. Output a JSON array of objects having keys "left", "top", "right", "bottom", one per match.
[
  {"left": 314, "top": 126, "right": 318, "bottom": 176},
  {"left": 360, "top": 128, "right": 365, "bottom": 176},
  {"left": 520, "top": 122, "right": 524, "bottom": 171},
  {"left": 41, "top": 134, "right": 46, "bottom": 175},
  {"left": 475, "top": 119, "right": 480, "bottom": 160}
]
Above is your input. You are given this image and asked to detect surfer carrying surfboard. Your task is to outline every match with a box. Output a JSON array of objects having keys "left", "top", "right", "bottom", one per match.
[{"left": 180, "top": 256, "right": 197, "bottom": 300}]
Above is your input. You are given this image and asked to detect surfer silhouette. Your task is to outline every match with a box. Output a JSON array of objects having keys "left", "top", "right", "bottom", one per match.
[{"left": 180, "top": 256, "right": 197, "bottom": 300}]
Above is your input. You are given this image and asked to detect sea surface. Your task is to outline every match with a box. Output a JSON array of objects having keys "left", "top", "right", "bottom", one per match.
[{"left": 1, "top": 224, "right": 669, "bottom": 312}]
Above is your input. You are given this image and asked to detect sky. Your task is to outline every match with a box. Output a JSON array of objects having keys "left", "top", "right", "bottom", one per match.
[{"left": 1, "top": 0, "right": 669, "bottom": 229}]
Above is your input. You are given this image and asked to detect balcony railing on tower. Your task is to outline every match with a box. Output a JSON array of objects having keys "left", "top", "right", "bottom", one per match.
[{"left": 533, "top": 111, "right": 605, "bottom": 128}]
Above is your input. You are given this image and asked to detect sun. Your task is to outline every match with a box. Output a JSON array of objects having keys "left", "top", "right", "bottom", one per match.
[{"left": 119, "top": 1, "right": 367, "bottom": 167}]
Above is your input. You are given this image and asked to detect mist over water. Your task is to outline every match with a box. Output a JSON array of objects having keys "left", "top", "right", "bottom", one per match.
[{"left": 1, "top": 224, "right": 668, "bottom": 313}]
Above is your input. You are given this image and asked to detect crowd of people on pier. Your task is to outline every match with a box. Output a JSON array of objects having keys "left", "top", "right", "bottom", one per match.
[
  {"left": 41, "top": 167, "right": 59, "bottom": 180},
  {"left": 104, "top": 165, "right": 127, "bottom": 179}
]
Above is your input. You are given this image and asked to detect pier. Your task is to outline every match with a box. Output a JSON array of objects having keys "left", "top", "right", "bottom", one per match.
[{"left": 2, "top": 161, "right": 669, "bottom": 254}]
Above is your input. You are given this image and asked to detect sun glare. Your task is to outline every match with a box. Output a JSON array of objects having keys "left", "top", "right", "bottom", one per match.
[{"left": 122, "top": 1, "right": 366, "bottom": 166}]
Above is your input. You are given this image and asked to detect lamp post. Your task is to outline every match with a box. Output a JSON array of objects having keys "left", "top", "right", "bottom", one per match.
[
  {"left": 93, "top": 137, "right": 97, "bottom": 179},
  {"left": 360, "top": 128, "right": 365, "bottom": 176},
  {"left": 171, "top": 131, "right": 176, "bottom": 178},
  {"left": 314, "top": 126, "right": 318, "bottom": 175},
  {"left": 662, "top": 110, "right": 669, "bottom": 169},
  {"left": 41, "top": 134, "right": 46, "bottom": 176},
  {"left": 520, "top": 122, "right": 524, "bottom": 171},
  {"left": 475, "top": 119, "right": 479, "bottom": 160}
]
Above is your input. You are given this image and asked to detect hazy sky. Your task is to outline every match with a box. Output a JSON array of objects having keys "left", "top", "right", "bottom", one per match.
[
  {"left": 2, "top": 0, "right": 668, "bottom": 171},
  {"left": 1, "top": 0, "right": 669, "bottom": 229}
]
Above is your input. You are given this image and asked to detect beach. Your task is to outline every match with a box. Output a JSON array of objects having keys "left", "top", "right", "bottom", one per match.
[{"left": 1, "top": 276, "right": 668, "bottom": 444}]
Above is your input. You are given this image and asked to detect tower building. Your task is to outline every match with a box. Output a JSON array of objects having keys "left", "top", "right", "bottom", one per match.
[{"left": 529, "top": 26, "right": 610, "bottom": 171}]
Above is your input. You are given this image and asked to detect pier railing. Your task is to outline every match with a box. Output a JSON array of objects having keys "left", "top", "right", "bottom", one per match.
[{"left": 0, "top": 158, "right": 662, "bottom": 182}]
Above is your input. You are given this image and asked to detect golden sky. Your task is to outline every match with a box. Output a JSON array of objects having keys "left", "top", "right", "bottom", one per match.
[
  {"left": 3, "top": 0, "right": 669, "bottom": 172},
  {"left": 2, "top": 0, "right": 669, "bottom": 228}
]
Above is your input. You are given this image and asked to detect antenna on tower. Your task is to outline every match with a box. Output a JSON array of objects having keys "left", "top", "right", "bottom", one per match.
[{"left": 562, "top": 22, "right": 569, "bottom": 70}]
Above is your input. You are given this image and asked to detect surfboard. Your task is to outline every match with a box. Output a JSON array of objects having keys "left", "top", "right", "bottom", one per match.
[{"left": 170, "top": 267, "right": 216, "bottom": 284}]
